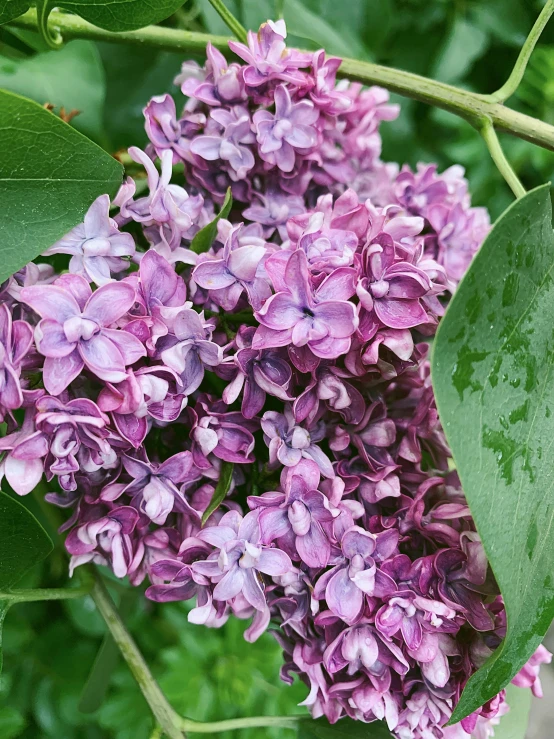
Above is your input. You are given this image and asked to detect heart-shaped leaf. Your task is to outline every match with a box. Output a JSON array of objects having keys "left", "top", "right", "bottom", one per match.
[
  {"left": 432, "top": 184, "right": 554, "bottom": 722},
  {"left": 0, "top": 89, "right": 122, "bottom": 283},
  {"left": 0, "top": 490, "right": 53, "bottom": 590}
]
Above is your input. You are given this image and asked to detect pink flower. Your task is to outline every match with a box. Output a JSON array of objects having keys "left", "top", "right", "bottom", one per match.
[
  {"left": 193, "top": 509, "right": 293, "bottom": 611},
  {"left": 254, "top": 249, "right": 358, "bottom": 359},
  {"left": 44, "top": 195, "right": 135, "bottom": 285},
  {"left": 21, "top": 275, "right": 145, "bottom": 394},
  {"left": 253, "top": 85, "right": 319, "bottom": 173},
  {"left": 192, "top": 223, "right": 271, "bottom": 310}
]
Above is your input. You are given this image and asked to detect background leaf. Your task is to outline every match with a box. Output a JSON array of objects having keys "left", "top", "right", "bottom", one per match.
[
  {"left": 0, "top": 705, "right": 26, "bottom": 738},
  {"left": 0, "top": 89, "right": 122, "bottom": 283},
  {"left": 298, "top": 716, "right": 391, "bottom": 738},
  {"left": 0, "top": 40, "right": 106, "bottom": 141},
  {"left": 432, "top": 184, "right": 554, "bottom": 722},
  {"left": 0, "top": 0, "right": 185, "bottom": 30},
  {"left": 0, "top": 491, "right": 53, "bottom": 591}
]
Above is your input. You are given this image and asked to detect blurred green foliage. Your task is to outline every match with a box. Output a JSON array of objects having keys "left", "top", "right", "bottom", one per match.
[{"left": 1, "top": 1, "right": 554, "bottom": 736}]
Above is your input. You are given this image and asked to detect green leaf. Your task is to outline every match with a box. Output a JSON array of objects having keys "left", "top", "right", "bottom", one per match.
[
  {"left": 98, "top": 42, "right": 183, "bottom": 151},
  {"left": 0, "top": 704, "right": 26, "bottom": 738},
  {"left": 432, "top": 184, "right": 554, "bottom": 722},
  {"left": 0, "top": 491, "right": 53, "bottom": 590},
  {"left": 284, "top": 0, "right": 368, "bottom": 59},
  {"left": 190, "top": 187, "right": 233, "bottom": 255},
  {"left": 202, "top": 462, "right": 234, "bottom": 525},
  {"left": 0, "top": 40, "right": 106, "bottom": 141},
  {"left": 432, "top": 17, "right": 489, "bottom": 83},
  {"left": 0, "top": 0, "right": 185, "bottom": 30},
  {"left": 298, "top": 716, "right": 391, "bottom": 738},
  {"left": 0, "top": 89, "right": 122, "bottom": 283},
  {"left": 0, "top": 0, "right": 28, "bottom": 25},
  {"left": 493, "top": 684, "right": 532, "bottom": 739}
]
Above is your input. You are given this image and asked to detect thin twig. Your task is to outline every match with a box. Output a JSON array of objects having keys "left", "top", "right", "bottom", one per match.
[
  {"left": 479, "top": 118, "right": 526, "bottom": 198},
  {"left": 487, "top": 0, "right": 554, "bottom": 103},
  {"left": 89, "top": 569, "right": 187, "bottom": 739},
  {"left": 206, "top": 0, "right": 247, "bottom": 43},
  {"left": 8, "top": 9, "right": 554, "bottom": 153}
]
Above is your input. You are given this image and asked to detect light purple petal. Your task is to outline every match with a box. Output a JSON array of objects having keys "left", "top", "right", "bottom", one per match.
[
  {"left": 84, "top": 282, "right": 136, "bottom": 326},
  {"left": 43, "top": 350, "right": 84, "bottom": 395},
  {"left": 79, "top": 334, "right": 127, "bottom": 382}
]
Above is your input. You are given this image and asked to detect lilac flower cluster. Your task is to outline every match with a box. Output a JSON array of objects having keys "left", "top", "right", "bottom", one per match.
[{"left": 0, "top": 19, "right": 548, "bottom": 739}]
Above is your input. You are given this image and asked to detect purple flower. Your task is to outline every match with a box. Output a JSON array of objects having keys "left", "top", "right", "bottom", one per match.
[
  {"left": 192, "top": 223, "right": 271, "bottom": 310},
  {"left": 193, "top": 509, "right": 293, "bottom": 611},
  {"left": 65, "top": 503, "right": 139, "bottom": 577},
  {"left": 324, "top": 623, "right": 409, "bottom": 682},
  {"left": 190, "top": 399, "right": 256, "bottom": 465},
  {"left": 44, "top": 195, "right": 135, "bottom": 285},
  {"left": 98, "top": 366, "right": 186, "bottom": 448},
  {"left": 35, "top": 396, "right": 113, "bottom": 492},
  {"left": 434, "top": 533, "right": 496, "bottom": 632},
  {"left": 0, "top": 408, "right": 48, "bottom": 495},
  {"left": 180, "top": 42, "right": 245, "bottom": 106},
  {"left": 144, "top": 94, "right": 192, "bottom": 162},
  {"left": 228, "top": 20, "right": 312, "bottom": 88},
  {"left": 357, "top": 233, "right": 431, "bottom": 330},
  {"left": 104, "top": 451, "right": 194, "bottom": 525},
  {"left": 253, "top": 85, "right": 319, "bottom": 173},
  {"left": 120, "top": 147, "right": 203, "bottom": 250},
  {"left": 512, "top": 645, "right": 553, "bottom": 698},
  {"left": 21, "top": 275, "right": 145, "bottom": 394},
  {"left": 261, "top": 406, "right": 334, "bottom": 478},
  {"left": 252, "top": 459, "right": 337, "bottom": 567},
  {"left": 160, "top": 308, "right": 222, "bottom": 394},
  {"left": 242, "top": 188, "right": 305, "bottom": 239},
  {"left": 254, "top": 249, "right": 358, "bottom": 359},
  {"left": 310, "top": 51, "right": 351, "bottom": 114},
  {"left": 0, "top": 302, "right": 33, "bottom": 417},
  {"left": 190, "top": 106, "right": 255, "bottom": 179},
  {"left": 315, "top": 526, "right": 398, "bottom": 624},
  {"left": 221, "top": 326, "right": 293, "bottom": 418}
]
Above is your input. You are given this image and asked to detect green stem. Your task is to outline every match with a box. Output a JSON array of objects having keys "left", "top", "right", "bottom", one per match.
[
  {"left": 9, "top": 9, "right": 554, "bottom": 154},
  {"left": 479, "top": 118, "right": 526, "bottom": 198},
  {"left": 206, "top": 0, "right": 247, "bottom": 43},
  {"left": 89, "top": 569, "right": 186, "bottom": 739},
  {"left": 180, "top": 715, "right": 302, "bottom": 732},
  {"left": 0, "top": 585, "right": 91, "bottom": 603},
  {"left": 35, "top": 0, "right": 63, "bottom": 49},
  {"left": 488, "top": 0, "right": 554, "bottom": 103}
]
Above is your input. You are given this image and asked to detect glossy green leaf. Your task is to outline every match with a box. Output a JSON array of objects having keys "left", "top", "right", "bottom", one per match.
[
  {"left": 494, "top": 684, "right": 532, "bottom": 739},
  {"left": 432, "top": 184, "right": 554, "bottom": 722},
  {"left": 0, "top": 0, "right": 185, "bottom": 30},
  {"left": 202, "top": 462, "right": 234, "bottom": 525},
  {"left": 0, "top": 0, "right": 28, "bottom": 25},
  {"left": 298, "top": 716, "right": 391, "bottom": 738},
  {"left": 0, "top": 40, "right": 106, "bottom": 141},
  {"left": 190, "top": 187, "right": 233, "bottom": 255},
  {"left": 0, "top": 89, "right": 122, "bottom": 283},
  {"left": 0, "top": 491, "right": 53, "bottom": 590}
]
